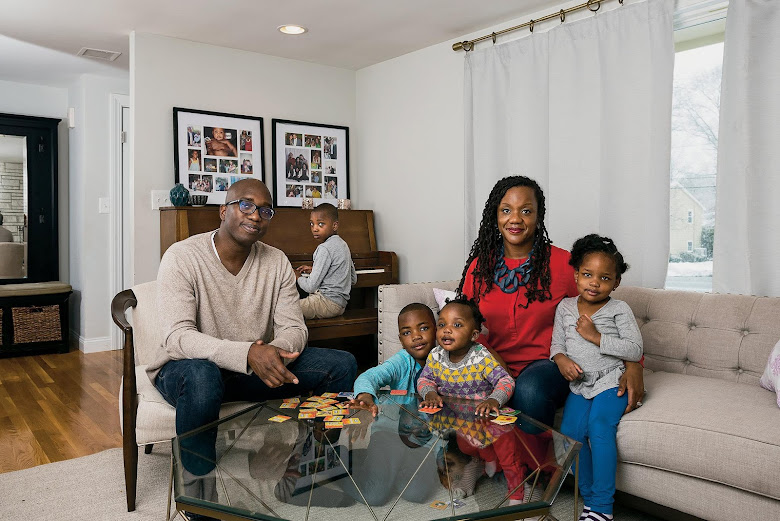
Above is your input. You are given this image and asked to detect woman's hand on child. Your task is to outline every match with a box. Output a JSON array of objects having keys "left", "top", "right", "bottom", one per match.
[
  {"left": 575, "top": 314, "right": 601, "bottom": 345},
  {"left": 475, "top": 398, "right": 500, "bottom": 418},
  {"left": 553, "top": 353, "right": 583, "bottom": 381},
  {"left": 351, "top": 393, "right": 379, "bottom": 417},
  {"left": 421, "top": 391, "right": 443, "bottom": 408}
]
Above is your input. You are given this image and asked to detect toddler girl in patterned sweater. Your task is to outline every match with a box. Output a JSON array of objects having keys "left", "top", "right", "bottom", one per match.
[{"left": 418, "top": 297, "right": 528, "bottom": 504}]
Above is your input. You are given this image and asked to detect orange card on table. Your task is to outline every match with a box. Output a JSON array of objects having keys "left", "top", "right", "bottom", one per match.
[
  {"left": 300, "top": 402, "right": 318, "bottom": 409},
  {"left": 325, "top": 421, "right": 343, "bottom": 429},
  {"left": 268, "top": 415, "right": 291, "bottom": 423},
  {"left": 298, "top": 411, "right": 316, "bottom": 419},
  {"left": 316, "top": 410, "right": 331, "bottom": 417},
  {"left": 390, "top": 389, "right": 407, "bottom": 395},
  {"left": 342, "top": 418, "right": 361, "bottom": 425},
  {"left": 279, "top": 402, "right": 298, "bottom": 409},
  {"left": 282, "top": 397, "right": 300, "bottom": 403},
  {"left": 323, "top": 415, "right": 343, "bottom": 422},
  {"left": 321, "top": 392, "right": 339, "bottom": 398}
]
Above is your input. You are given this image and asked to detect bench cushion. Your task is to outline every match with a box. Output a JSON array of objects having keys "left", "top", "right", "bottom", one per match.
[
  {"left": 0, "top": 282, "right": 72, "bottom": 297},
  {"left": 617, "top": 371, "right": 780, "bottom": 500}
]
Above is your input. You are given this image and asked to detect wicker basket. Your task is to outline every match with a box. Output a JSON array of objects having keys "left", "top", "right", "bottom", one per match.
[{"left": 12, "top": 305, "right": 62, "bottom": 344}]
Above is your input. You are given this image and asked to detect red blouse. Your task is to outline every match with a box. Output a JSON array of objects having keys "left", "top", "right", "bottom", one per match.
[{"left": 461, "top": 245, "right": 578, "bottom": 377}]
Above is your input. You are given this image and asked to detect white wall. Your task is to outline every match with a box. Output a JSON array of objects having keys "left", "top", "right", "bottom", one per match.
[
  {"left": 131, "top": 32, "right": 357, "bottom": 284},
  {"left": 0, "top": 79, "right": 70, "bottom": 284},
  {"left": 356, "top": 1, "right": 585, "bottom": 284},
  {"left": 68, "top": 74, "right": 129, "bottom": 351}
]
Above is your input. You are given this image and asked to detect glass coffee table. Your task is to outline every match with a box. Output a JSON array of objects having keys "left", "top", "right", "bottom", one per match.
[{"left": 170, "top": 392, "right": 581, "bottom": 521}]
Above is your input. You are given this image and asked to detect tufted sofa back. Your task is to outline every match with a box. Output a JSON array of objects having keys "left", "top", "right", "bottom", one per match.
[{"left": 613, "top": 286, "right": 780, "bottom": 386}]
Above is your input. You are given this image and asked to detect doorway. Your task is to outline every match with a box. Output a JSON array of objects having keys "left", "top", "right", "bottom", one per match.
[{"left": 110, "top": 94, "right": 131, "bottom": 351}]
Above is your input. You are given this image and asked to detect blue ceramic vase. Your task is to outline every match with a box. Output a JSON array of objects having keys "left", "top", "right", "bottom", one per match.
[{"left": 169, "top": 183, "right": 190, "bottom": 207}]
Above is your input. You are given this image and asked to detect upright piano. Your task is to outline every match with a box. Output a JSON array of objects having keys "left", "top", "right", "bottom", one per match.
[{"left": 159, "top": 206, "right": 398, "bottom": 347}]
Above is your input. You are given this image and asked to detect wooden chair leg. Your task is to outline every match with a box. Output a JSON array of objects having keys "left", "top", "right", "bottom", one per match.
[
  {"left": 123, "top": 437, "right": 138, "bottom": 511},
  {"left": 145, "top": 444, "right": 154, "bottom": 454}
]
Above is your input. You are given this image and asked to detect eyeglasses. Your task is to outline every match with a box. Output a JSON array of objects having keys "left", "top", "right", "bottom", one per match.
[{"left": 225, "top": 199, "right": 275, "bottom": 220}]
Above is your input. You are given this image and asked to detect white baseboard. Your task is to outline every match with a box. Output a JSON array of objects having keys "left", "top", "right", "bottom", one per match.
[{"left": 70, "top": 332, "right": 117, "bottom": 353}]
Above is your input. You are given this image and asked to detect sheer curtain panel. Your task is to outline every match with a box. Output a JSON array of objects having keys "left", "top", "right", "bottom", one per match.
[
  {"left": 464, "top": 0, "right": 674, "bottom": 287},
  {"left": 713, "top": 0, "right": 780, "bottom": 297}
]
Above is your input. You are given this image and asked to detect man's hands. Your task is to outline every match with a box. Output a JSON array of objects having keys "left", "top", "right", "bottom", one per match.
[
  {"left": 553, "top": 353, "right": 583, "bottom": 381},
  {"left": 617, "top": 361, "right": 645, "bottom": 413},
  {"left": 248, "top": 341, "right": 300, "bottom": 388},
  {"left": 350, "top": 393, "right": 379, "bottom": 417}
]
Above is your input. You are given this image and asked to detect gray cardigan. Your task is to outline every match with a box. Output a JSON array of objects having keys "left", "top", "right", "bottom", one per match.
[{"left": 550, "top": 296, "right": 643, "bottom": 399}]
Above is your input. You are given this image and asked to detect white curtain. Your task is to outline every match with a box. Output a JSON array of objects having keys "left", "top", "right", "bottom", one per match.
[
  {"left": 713, "top": 0, "right": 780, "bottom": 297},
  {"left": 464, "top": 0, "right": 674, "bottom": 288}
]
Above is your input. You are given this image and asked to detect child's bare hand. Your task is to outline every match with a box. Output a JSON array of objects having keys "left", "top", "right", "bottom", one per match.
[
  {"left": 475, "top": 398, "right": 500, "bottom": 418},
  {"left": 553, "top": 353, "right": 583, "bottom": 381},
  {"left": 420, "top": 391, "right": 443, "bottom": 408},
  {"left": 295, "top": 265, "right": 312, "bottom": 274},
  {"left": 350, "top": 393, "right": 379, "bottom": 417},
  {"left": 575, "top": 314, "right": 601, "bottom": 345}
]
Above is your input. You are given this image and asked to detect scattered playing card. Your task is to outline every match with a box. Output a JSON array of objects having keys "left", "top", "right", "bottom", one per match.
[
  {"left": 418, "top": 406, "right": 442, "bottom": 414},
  {"left": 300, "top": 402, "right": 318, "bottom": 409},
  {"left": 390, "top": 389, "right": 407, "bottom": 395},
  {"left": 282, "top": 397, "right": 300, "bottom": 403},
  {"left": 499, "top": 407, "right": 520, "bottom": 416},
  {"left": 491, "top": 415, "right": 517, "bottom": 425},
  {"left": 448, "top": 499, "right": 466, "bottom": 508},
  {"left": 323, "top": 415, "right": 344, "bottom": 422},
  {"left": 429, "top": 501, "right": 448, "bottom": 510},
  {"left": 279, "top": 402, "right": 298, "bottom": 409},
  {"left": 342, "top": 418, "right": 361, "bottom": 425},
  {"left": 336, "top": 403, "right": 350, "bottom": 410},
  {"left": 337, "top": 392, "right": 355, "bottom": 399},
  {"left": 298, "top": 411, "right": 316, "bottom": 419},
  {"left": 268, "top": 415, "right": 291, "bottom": 423},
  {"left": 321, "top": 392, "right": 339, "bottom": 398},
  {"left": 317, "top": 405, "right": 338, "bottom": 411},
  {"left": 325, "top": 421, "right": 343, "bottom": 429},
  {"left": 316, "top": 410, "right": 331, "bottom": 417}
]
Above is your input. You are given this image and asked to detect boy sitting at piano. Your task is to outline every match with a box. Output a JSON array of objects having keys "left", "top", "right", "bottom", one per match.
[{"left": 295, "top": 203, "right": 357, "bottom": 319}]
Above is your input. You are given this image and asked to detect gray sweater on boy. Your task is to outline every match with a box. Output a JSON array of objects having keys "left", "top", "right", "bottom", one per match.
[
  {"left": 550, "top": 297, "right": 643, "bottom": 399},
  {"left": 297, "top": 234, "right": 356, "bottom": 308}
]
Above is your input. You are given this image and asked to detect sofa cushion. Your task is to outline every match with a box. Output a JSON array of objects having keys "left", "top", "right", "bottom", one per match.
[{"left": 617, "top": 371, "right": 780, "bottom": 500}]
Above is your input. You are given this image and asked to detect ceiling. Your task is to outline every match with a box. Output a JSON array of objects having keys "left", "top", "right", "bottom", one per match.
[{"left": 0, "top": 0, "right": 565, "bottom": 87}]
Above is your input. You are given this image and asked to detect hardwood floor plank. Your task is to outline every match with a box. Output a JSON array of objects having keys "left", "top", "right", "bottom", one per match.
[{"left": 0, "top": 349, "right": 123, "bottom": 473}]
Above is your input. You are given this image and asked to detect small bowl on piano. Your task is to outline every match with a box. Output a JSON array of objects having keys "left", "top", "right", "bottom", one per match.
[{"left": 190, "top": 195, "right": 208, "bottom": 207}]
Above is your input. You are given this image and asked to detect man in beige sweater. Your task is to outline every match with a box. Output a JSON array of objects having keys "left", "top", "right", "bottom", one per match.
[{"left": 150, "top": 179, "right": 356, "bottom": 511}]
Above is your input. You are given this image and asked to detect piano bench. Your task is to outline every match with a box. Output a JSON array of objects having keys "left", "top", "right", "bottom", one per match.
[{"left": 306, "top": 308, "right": 378, "bottom": 342}]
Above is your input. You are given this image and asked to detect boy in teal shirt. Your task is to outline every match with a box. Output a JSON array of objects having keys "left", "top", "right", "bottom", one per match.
[{"left": 351, "top": 303, "right": 436, "bottom": 416}]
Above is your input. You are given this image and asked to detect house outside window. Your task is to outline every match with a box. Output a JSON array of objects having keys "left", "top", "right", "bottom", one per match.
[{"left": 665, "top": 6, "right": 725, "bottom": 293}]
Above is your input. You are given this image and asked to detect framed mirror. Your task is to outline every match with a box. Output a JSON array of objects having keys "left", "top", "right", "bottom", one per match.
[{"left": 0, "top": 113, "right": 60, "bottom": 283}]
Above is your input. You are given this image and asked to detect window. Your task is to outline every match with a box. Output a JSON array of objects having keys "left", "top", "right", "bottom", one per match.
[{"left": 665, "top": 9, "right": 725, "bottom": 293}]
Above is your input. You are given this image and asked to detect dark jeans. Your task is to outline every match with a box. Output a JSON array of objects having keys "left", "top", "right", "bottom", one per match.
[
  {"left": 155, "top": 347, "right": 357, "bottom": 475},
  {"left": 509, "top": 358, "right": 570, "bottom": 431}
]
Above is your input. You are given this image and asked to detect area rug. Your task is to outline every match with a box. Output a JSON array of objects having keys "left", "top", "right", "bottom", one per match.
[{"left": 0, "top": 445, "right": 662, "bottom": 520}]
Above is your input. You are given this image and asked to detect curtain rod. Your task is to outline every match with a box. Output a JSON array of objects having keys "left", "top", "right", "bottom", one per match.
[{"left": 453, "top": 0, "right": 622, "bottom": 52}]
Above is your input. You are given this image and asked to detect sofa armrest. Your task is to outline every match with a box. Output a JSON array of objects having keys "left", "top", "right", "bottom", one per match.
[{"left": 377, "top": 280, "right": 458, "bottom": 363}]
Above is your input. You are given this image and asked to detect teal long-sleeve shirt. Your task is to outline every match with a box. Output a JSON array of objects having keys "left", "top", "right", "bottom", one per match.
[{"left": 353, "top": 350, "right": 423, "bottom": 399}]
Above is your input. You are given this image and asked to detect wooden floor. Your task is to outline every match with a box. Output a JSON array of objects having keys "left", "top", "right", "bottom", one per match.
[{"left": 0, "top": 348, "right": 123, "bottom": 474}]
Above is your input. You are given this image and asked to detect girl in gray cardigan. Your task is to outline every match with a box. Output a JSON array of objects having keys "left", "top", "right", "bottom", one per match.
[{"left": 550, "top": 235, "right": 643, "bottom": 521}]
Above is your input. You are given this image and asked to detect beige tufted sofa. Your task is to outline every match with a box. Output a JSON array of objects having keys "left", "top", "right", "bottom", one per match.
[{"left": 377, "top": 282, "right": 780, "bottom": 521}]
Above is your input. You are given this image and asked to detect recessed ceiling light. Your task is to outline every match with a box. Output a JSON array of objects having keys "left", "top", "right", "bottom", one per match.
[{"left": 278, "top": 25, "right": 307, "bottom": 35}]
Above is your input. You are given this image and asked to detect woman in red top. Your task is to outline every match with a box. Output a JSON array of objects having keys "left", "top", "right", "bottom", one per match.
[{"left": 459, "top": 176, "right": 644, "bottom": 428}]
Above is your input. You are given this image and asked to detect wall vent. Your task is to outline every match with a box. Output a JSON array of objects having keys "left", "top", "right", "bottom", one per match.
[{"left": 77, "top": 47, "right": 122, "bottom": 61}]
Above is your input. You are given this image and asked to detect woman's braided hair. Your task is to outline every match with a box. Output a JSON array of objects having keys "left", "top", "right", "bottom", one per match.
[{"left": 458, "top": 176, "right": 553, "bottom": 307}]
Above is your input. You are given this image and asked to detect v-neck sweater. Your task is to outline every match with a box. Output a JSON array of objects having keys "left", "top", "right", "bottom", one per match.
[{"left": 146, "top": 231, "right": 308, "bottom": 382}]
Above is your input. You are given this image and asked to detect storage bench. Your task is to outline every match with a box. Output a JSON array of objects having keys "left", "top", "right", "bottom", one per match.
[{"left": 0, "top": 282, "right": 72, "bottom": 357}]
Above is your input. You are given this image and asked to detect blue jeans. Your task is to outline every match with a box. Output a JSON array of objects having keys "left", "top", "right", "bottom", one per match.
[
  {"left": 155, "top": 346, "right": 357, "bottom": 475},
  {"left": 509, "top": 358, "right": 571, "bottom": 431},
  {"left": 559, "top": 387, "right": 627, "bottom": 514}
]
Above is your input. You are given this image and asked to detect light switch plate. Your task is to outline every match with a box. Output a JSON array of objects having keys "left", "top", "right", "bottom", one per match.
[
  {"left": 152, "top": 190, "right": 171, "bottom": 210},
  {"left": 98, "top": 197, "right": 110, "bottom": 214}
]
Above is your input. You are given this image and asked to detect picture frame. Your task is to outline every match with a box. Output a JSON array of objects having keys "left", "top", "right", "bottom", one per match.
[
  {"left": 271, "top": 119, "right": 349, "bottom": 208},
  {"left": 292, "top": 427, "right": 351, "bottom": 496},
  {"left": 173, "top": 107, "right": 265, "bottom": 205}
]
